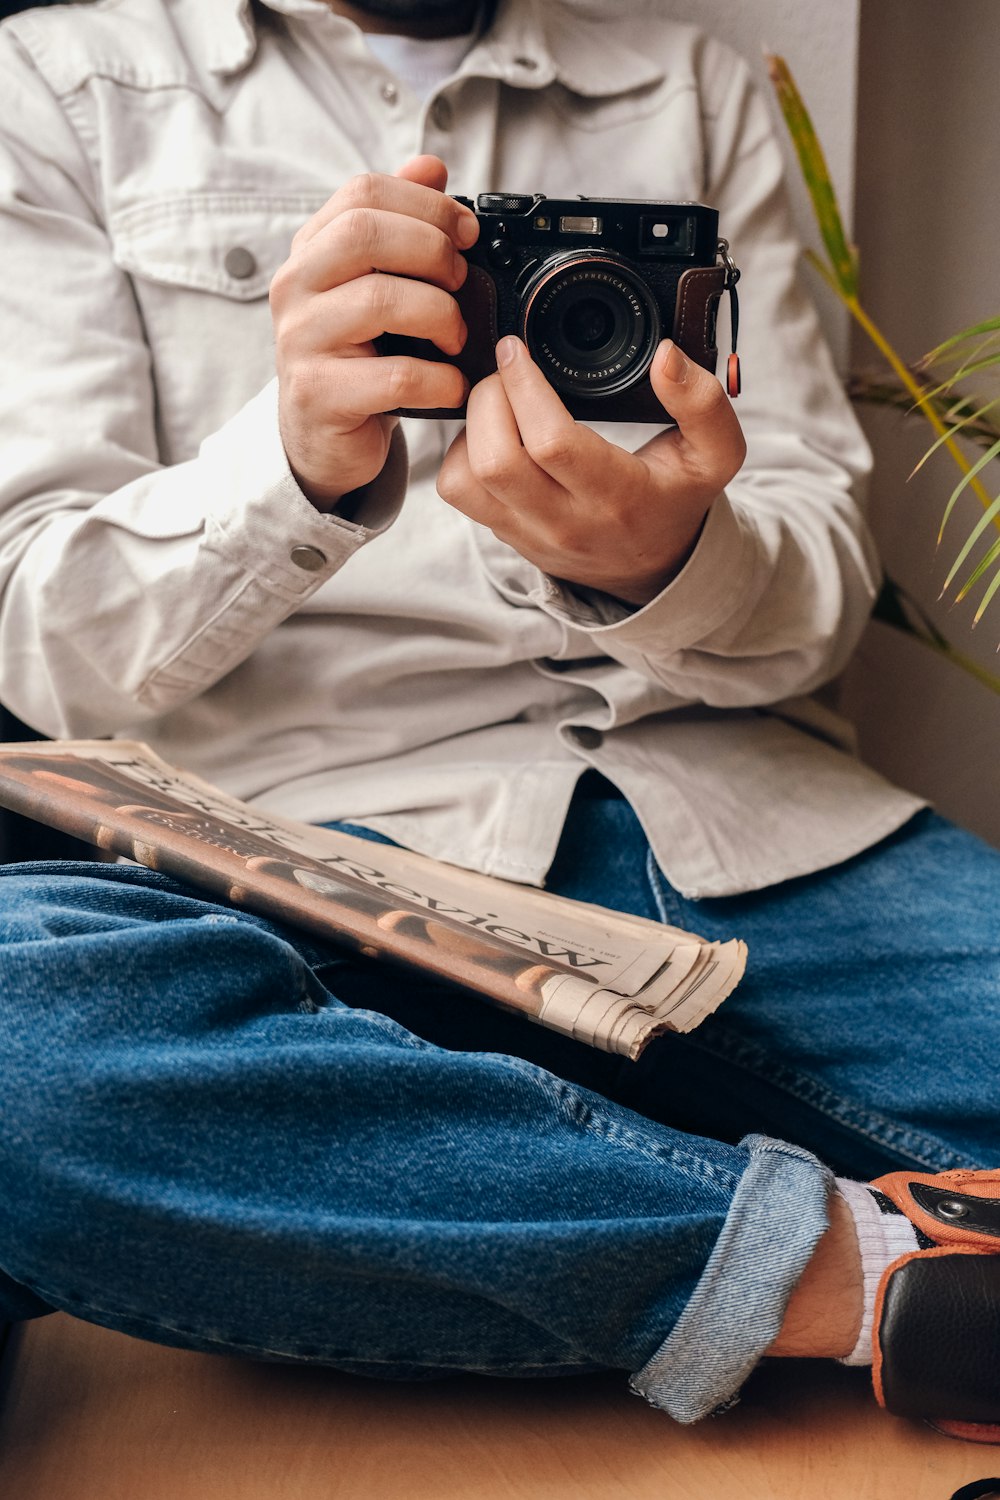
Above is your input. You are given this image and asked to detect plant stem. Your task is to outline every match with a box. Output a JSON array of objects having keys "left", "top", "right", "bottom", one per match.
[
  {"left": 845, "top": 294, "right": 1000, "bottom": 534},
  {"left": 933, "top": 638, "right": 1000, "bottom": 694}
]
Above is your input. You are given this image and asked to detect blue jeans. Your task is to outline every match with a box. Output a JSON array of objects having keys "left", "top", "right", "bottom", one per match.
[{"left": 0, "top": 797, "right": 997, "bottom": 1423}]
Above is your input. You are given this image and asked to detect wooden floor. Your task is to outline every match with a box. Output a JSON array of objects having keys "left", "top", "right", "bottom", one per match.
[{"left": 1, "top": 1316, "right": 998, "bottom": 1499}]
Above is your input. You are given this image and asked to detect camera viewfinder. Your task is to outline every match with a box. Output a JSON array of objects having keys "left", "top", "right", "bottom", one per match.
[{"left": 639, "top": 214, "right": 695, "bottom": 255}]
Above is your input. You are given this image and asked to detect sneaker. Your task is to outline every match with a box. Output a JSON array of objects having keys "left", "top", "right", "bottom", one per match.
[{"left": 872, "top": 1167, "right": 1000, "bottom": 1442}]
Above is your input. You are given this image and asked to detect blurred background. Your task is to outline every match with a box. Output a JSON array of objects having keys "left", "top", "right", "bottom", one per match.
[{"left": 664, "top": 0, "right": 1000, "bottom": 849}]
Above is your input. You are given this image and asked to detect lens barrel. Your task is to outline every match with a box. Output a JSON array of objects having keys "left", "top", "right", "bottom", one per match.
[{"left": 520, "top": 252, "right": 660, "bottom": 398}]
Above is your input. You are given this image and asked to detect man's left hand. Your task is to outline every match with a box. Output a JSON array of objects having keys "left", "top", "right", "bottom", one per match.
[{"left": 436, "top": 335, "right": 746, "bottom": 606}]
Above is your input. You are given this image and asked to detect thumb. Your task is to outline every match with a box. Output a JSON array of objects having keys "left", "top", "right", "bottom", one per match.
[
  {"left": 395, "top": 154, "right": 449, "bottom": 192},
  {"left": 648, "top": 340, "right": 746, "bottom": 476}
]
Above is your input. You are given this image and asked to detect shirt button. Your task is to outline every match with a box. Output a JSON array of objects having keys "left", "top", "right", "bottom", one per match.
[
  {"left": 290, "top": 545, "right": 327, "bottom": 572},
  {"left": 573, "top": 727, "right": 604, "bottom": 751},
  {"left": 431, "top": 96, "right": 453, "bottom": 131},
  {"left": 224, "top": 246, "right": 257, "bottom": 280},
  {"left": 513, "top": 55, "right": 538, "bottom": 71},
  {"left": 380, "top": 80, "right": 399, "bottom": 105}
]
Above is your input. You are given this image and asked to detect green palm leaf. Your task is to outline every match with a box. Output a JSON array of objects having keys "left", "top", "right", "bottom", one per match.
[
  {"left": 972, "top": 552, "right": 1000, "bottom": 624},
  {"left": 910, "top": 395, "right": 1000, "bottom": 477},
  {"left": 765, "top": 55, "right": 858, "bottom": 298},
  {"left": 768, "top": 55, "right": 1000, "bottom": 667},
  {"left": 938, "top": 436, "right": 1000, "bottom": 545},
  {"left": 941, "top": 488, "right": 1000, "bottom": 593},
  {"left": 925, "top": 316, "right": 1000, "bottom": 364}
]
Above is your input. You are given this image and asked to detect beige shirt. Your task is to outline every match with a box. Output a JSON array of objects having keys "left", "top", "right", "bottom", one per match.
[{"left": 0, "top": 0, "right": 922, "bottom": 898}]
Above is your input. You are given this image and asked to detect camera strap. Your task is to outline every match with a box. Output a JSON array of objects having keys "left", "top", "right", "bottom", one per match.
[{"left": 718, "top": 238, "right": 741, "bottom": 397}]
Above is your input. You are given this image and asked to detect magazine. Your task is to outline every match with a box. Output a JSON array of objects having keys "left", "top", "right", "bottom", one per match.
[{"left": 0, "top": 740, "right": 746, "bottom": 1059}]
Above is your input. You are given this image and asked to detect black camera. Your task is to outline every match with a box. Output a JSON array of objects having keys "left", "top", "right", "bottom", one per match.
[{"left": 379, "top": 192, "right": 736, "bottom": 423}]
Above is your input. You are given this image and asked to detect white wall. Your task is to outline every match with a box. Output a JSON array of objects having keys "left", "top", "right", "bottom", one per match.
[
  {"left": 661, "top": 0, "right": 999, "bottom": 848},
  {"left": 840, "top": 0, "right": 1000, "bottom": 846},
  {"left": 658, "top": 0, "right": 861, "bottom": 369}
]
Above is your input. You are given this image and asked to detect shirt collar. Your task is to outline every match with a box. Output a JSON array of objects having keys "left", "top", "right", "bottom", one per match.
[
  {"left": 192, "top": 0, "right": 664, "bottom": 98},
  {"left": 475, "top": 0, "right": 665, "bottom": 98}
]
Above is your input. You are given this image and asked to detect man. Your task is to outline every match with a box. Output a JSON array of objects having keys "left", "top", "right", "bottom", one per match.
[{"left": 0, "top": 0, "right": 998, "bottom": 1439}]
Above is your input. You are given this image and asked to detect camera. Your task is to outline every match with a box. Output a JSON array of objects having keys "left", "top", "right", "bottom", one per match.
[{"left": 378, "top": 193, "right": 736, "bottom": 424}]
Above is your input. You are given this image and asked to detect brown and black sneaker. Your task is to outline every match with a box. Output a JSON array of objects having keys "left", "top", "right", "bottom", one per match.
[{"left": 872, "top": 1168, "right": 1000, "bottom": 1442}]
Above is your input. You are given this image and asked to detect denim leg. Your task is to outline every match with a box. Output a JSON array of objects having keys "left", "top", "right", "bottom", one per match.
[
  {"left": 0, "top": 858, "right": 830, "bottom": 1423},
  {"left": 3, "top": 802, "right": 991, "bottom": 1421},
  {"left": 642, "top": 810, "right": 1000, "bottom": 1178},
  {"left": 320, "top": 800, "right": 1000, "bottom": 1415},
  {"left": 331, "top": 804, "right": 1000, "bottom": 1179}
]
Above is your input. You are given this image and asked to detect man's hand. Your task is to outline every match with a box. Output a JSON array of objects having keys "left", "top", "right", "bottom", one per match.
[
  {"left": 269, "top": 156, "right": 478, "bottom": 511},
  {"left": 436, "top": 336, "right": 747, "bottom": 605}
]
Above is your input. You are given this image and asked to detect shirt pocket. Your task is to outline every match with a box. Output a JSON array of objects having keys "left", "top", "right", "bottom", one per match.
[{"left": 109, "top": 192, "right": 327, "bottom": 462}]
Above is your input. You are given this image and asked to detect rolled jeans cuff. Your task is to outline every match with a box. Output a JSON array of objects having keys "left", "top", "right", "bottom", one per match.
[{"left": 630, "top": 1133, "right": 835, "bottom": 1423}]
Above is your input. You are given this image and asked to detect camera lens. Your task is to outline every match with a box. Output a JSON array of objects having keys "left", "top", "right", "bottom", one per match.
[
  {"left": 520, "top": 253, "right": 660, "bottom": 399},
  {"left": 561, "top": 297, "right": 616, "bottom": 352}
]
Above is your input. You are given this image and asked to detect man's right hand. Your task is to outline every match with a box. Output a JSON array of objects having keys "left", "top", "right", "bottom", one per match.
[{"left": 269, "top": 155, "right": 477, "bottom": 512}]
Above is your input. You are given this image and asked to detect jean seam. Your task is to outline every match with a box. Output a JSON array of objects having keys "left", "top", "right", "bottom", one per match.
[
  {"left": 645, "top": 846, "right": 674, "bottom": 924},
  {"left": 499, "top": 1055, "right": 744, "bottom": 1195},
  {"left": 680, "top": 1030, "right": 972, "bottom": 1173},
  {"left": 7, "top": 1274, "right": 599, "bottom": 1370},
  {"left": 645, "top": 846, "right": 975, "bottom": 1173},
  {"left": 322, "top": 1006, "right": 434, "bottom": 1048}
]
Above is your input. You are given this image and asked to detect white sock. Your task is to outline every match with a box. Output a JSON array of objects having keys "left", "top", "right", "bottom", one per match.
[{"left": 834, "top": 1177, "right": 921, "bottom": 1366}]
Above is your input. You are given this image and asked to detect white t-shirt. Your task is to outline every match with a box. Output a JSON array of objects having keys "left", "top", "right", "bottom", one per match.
[{"left": 364, "top": 27, "right": 476, "bottom": 102}]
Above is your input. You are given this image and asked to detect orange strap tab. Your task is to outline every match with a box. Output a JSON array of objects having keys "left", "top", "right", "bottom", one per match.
[{"left": 718, "top": 238, "right": 741, "bottom": 398}]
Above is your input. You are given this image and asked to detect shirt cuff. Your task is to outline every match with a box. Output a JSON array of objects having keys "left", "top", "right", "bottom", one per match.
[
  {"left": 536, "top": 490, "right": 753, "bottom": 651},
  {"left": 198, "top": 377, "right": 407, "bottom": 602}
]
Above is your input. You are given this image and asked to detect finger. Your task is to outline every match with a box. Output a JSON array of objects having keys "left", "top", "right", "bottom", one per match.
[
  {"left": 493, "top": 337, "right": 608, "bottom": 486},
  {"left": 315, "top": 355, "right": 468, "bottom": 421},
  {"left": 283, "top": 208, "right": 469, "bottom": 297},
  {"left": 647, "top": 340, "right": 747, "bottom": 481},
  {"left": 435, "top": 428, "right": 515, "bottom": 532},
  {"left": 394, "top": 154, "right": 449, "bottom": 192},
  {"left": 393, "top": 157, "right": 478, "bottom": 251},
  {"left": 293, "top": 275, "right": 467, "bottom": 357},
  {"left": 462, "top": 372, "right": 564, "bottom": 506},
  {"left": 292, "top": 167, "right": 478, "bottom": 253}
]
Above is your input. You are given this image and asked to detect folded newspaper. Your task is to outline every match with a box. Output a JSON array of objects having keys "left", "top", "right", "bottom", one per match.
[{"left": 0, "top": 740, "right": 746, "bottom": 1059}]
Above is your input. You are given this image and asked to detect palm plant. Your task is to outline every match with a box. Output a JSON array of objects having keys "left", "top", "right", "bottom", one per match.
[{"left": 766, "top": 55, "right": 1000, "bottom": 694}]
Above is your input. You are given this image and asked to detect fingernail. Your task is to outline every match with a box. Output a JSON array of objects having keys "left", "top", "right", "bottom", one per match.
[
  {"left": 660, "top": 341, "right": 688, "bottom": 383},
  {"left": 456, "top": 214, "right": 479, "bottom": 249},
  {"left": 496, "top": 335, "right": 520, "bottom": 368}
]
